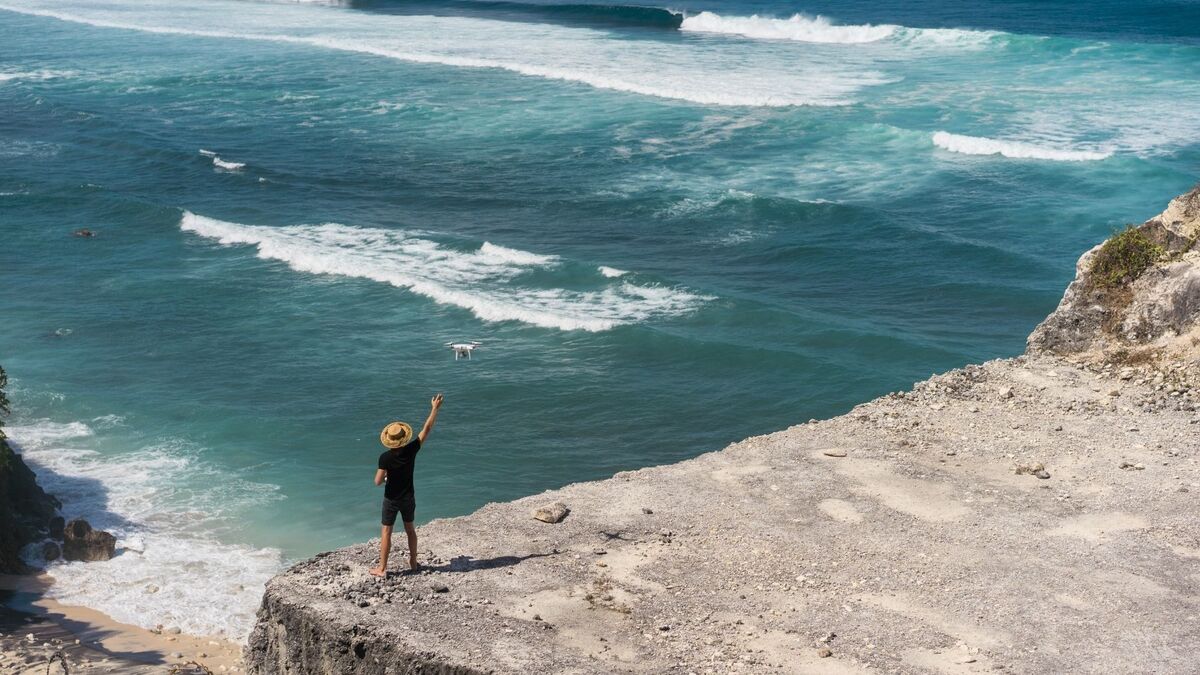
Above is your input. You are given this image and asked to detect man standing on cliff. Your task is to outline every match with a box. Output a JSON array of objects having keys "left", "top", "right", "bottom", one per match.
[{"left": 370, "top": 393, "right": 443, "bottom": 577}]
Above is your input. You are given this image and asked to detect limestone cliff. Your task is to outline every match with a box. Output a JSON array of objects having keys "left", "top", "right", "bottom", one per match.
[
  {"left": 1028, "top": 183, "right": 1200, "bottom": 368},
  {"left": 246, "top": 188, "right": 1200, "bottom": 674}
]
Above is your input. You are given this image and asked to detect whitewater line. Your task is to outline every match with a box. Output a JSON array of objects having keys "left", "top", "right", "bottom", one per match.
[
  {"left": 0, "top": 4, "right": 846, "bottom": 107},
  {"left": 932, "top": 131, "right": 1112, "bottom": 161},
  {"left": 178, "top": 212, "right": 710, "bottom": 332}
]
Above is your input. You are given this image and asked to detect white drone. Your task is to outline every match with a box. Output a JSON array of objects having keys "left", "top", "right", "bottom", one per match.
[{"left": 446, "top": 341, "right": 482, "bottom": 360}]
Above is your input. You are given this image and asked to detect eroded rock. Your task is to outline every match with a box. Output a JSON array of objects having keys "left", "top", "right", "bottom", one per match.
[
  {"left": 62, "top": 519, "right": 116, "bottom": 562},
  {"left": 532, "top": 502, "right": 569, "bottom": 524}
]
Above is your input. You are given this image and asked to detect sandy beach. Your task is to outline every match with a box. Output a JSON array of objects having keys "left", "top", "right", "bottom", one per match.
[{"left": 0, "top": 574, "right": 244, "bottom": 674}]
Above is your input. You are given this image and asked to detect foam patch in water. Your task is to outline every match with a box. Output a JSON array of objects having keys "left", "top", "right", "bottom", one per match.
[{"left": 0, "top": 69, "right": 73, "bottom": 82}]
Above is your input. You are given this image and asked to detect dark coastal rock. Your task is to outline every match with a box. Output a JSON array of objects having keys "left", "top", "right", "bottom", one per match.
[
  {"left": 62, "top": 519, "right": 116, "bottom": 562},
  {"left": 0, "top": 421, "right": 63, "bottom": 573},
  {"left": 41, "top": 541, "right": 61, "bottom": 562}
]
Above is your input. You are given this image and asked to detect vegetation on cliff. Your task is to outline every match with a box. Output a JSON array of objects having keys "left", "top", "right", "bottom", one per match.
[{"left": 1090, "top": 225, "right": 1165, "bottom": 288}]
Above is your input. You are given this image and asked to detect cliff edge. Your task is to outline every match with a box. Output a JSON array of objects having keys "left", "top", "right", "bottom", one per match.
[
  {"left": 246, "top": 189, "right": 1200, "bottom": 674},
  {"left": 1029, "top": 184, "right": 1200, "bottom": 372}
]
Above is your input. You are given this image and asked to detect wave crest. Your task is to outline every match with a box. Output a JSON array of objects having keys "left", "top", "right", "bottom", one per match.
[
  {"left": 681, "top": 12, "right": 895, "bottom": 44},
  {"left": 932, "top": 131, "right": 1112, "bottom": 161},
  {"left": 180, "top": 212, "right": 708, "bottom": 331},
  {"left": 679, "top": 11, "right": 1000, "bottom": 49},
  {"left": 0, "top": 2, "right": 886, "bottom": 107}
]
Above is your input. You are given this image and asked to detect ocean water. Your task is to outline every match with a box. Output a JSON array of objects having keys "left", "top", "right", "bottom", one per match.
[{"left": 0, "top": 0, "right": 1196, "bottom": 639}]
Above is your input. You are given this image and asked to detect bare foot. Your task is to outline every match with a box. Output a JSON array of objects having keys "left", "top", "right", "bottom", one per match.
[
  {"left": 369, "top": 566, "right": 387, "bottom": 578},
  {"left": 409, "top": 559, "right": 421, "bottom": 571}
]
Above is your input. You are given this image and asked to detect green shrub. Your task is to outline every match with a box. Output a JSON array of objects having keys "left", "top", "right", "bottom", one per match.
[{"left": 1090, "top": 225, "right": 1164, "bottom": 287}]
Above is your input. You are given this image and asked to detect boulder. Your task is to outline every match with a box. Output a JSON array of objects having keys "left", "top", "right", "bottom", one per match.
[
  {"left": 41, "top": 541, "right": 61, "bottom": 562},
  {"left": 62, "top": 519, "right": 116, "bottom": 562},
  {"left": 532, "top": 502, "right": 569, "bottom": 524}
]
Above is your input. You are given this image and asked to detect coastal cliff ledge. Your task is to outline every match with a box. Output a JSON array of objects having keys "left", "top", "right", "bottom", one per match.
[{"left": 246, "top": 188, "right": 1200, "bottom": 675}]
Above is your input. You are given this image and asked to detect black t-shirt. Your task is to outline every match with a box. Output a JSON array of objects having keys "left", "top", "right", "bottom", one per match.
[{"left": 378, "top": 438, "right": 421, "bottom": 500}]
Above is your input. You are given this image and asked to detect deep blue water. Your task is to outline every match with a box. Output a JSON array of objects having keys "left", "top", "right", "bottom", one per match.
[{"left": 0, "top": 0, "right": 1196, "bottom": 637}]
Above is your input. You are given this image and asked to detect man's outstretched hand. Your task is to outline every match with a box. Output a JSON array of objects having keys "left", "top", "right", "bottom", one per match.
[{"left": 431, "top": 393, "right": 444, "bottom": 409}]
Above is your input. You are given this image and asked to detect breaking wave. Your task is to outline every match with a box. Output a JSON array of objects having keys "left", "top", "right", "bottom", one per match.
[
  {"left": 7, "top": 419, "right": 283, "bottom": 640},
  {"left": 679, "top": 11, "right": 1001, "bottom": 48},
  {"left": 179, "top": 212, "right": 709, "bottom": 331},
  {"left": 0, "top": 1, "right": 889, "bottom": 107},
  {"left": 932, "top": 131, "right": 1113, "bottom": 161},
  {"left": 681, "top": 12, "right": 895, "bottom": 44},
  {"left": 359, "top": 0, "right": 684, "bottom": 30},
  {"left": 212, "top": 156, "right": 245, "bottom": 170}
]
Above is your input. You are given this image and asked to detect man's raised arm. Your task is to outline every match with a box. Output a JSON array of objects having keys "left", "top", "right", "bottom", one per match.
[{"left": 418, "top": 393, "right": 444, "bottom": 443}]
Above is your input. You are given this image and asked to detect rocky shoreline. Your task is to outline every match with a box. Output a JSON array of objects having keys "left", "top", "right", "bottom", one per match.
[
  {"left": 244, "top": 189, "right": 1200, "bottom": 674},
  {"left": 0, "top": 370, "right": 62, "bottom": 575},
  {"left": 0, "top": 366, "right": 234, "bottom": 674}
]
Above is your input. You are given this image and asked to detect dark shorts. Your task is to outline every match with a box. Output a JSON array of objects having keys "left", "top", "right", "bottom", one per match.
[{"left": 382, "top": 494, "right": 415, "bottom": 526}]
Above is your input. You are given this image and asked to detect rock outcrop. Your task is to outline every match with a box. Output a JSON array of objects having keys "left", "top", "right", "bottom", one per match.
[
  {"left": 246, "top": 189, "right": 1200, "bottom": 674},
  {"left": 61, "top": 518, "right": 117, "bottom": 562},
  {"left": 0, "top": 371, "right": 62, "bottom": 573},
  {"left": 1029, "top": 183, "right": 1200, "bottom": 365}
]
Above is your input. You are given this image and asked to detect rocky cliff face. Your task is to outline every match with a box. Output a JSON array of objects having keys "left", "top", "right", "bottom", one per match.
[
  {"left": 246, "top": 188, "right": 1200, "bottom": 674},
  {"left": 0, "top": 433, "right": 62, "bottom": 573},
  {"left": 1028, "top": 184, "right": 1200, "bottom": 366}
]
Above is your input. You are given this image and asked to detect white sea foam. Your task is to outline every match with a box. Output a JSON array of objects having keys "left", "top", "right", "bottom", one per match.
[
  {"left": 680, "top": 11, "right": 999, "bottom": 49},
  {"left": 212, "top": 156, "right": 245, "bottom": 170},
  {"left": 198, "top": 148, "right": 217, "bottom": 157},
  {"left": 180, "top": 212, "right": 708, "bottom": 331},
  {"left": 0, "top": 69, "right": 72, "bottom": 83},
  {"left": 932, "top": 131, "right": 1112, "bottom": 161},
  {"left": 0, "top": 1, "right": 889, "bottom": 107},
  {"left": 598, "top": 266, "right": 628, "bottom": 278},
  {"left": 478, "top": 241, "right": 558, "bottom": 266},
  {"left": 681, "top": 12, "right": 895, "bottom": 44},
  {"left": 6, "top": 419, "right": 284, "bottom": 640}
]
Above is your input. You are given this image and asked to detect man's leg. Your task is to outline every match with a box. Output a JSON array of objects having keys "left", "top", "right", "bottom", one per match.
[
  {"left": 403, "top": 521, "right": 419, "bottom": 570},
  {"left": 370, "top": 524, "right": 393, "bottom": 577}
]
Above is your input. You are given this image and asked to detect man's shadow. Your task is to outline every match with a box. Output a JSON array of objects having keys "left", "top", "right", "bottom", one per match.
[{"left": 411, "top": 551, "right": 556, "bottom": 575}]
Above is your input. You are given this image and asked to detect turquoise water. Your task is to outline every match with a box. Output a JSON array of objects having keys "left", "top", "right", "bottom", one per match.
[{"left": 1, "top": 0, "right": 1196, "bottom": 638}]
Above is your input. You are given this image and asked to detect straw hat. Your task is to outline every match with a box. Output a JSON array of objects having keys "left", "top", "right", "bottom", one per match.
[{"left": 380, "top": 421, "right": 413, "bottom": 449}]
